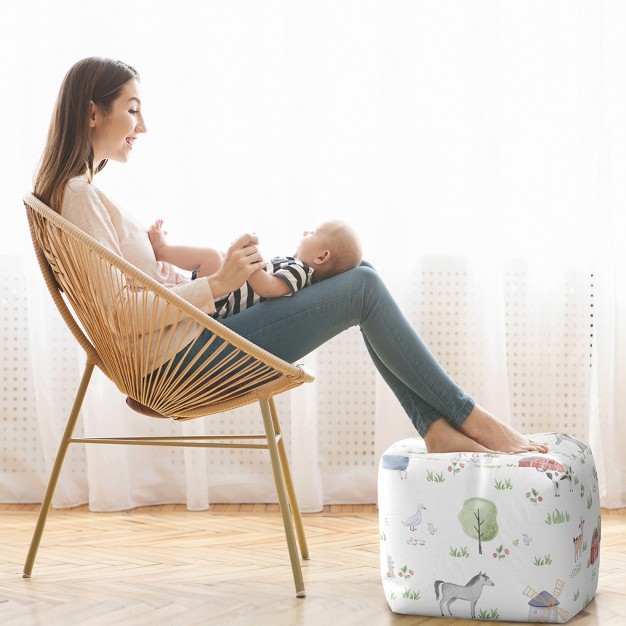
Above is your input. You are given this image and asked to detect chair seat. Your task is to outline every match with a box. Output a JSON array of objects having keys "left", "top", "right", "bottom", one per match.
[{"left": 125, "top": 396, "right": 168, "bottom": 417}]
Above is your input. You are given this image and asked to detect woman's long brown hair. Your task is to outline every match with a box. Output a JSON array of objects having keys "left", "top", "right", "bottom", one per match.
[{"left": 34, "top": 57, "right": 139, "bottom": 212}]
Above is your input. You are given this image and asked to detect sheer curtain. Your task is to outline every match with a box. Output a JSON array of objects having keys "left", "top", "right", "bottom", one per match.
[{"left": 1, "top": 1, "right": 625, "bottom": 510}]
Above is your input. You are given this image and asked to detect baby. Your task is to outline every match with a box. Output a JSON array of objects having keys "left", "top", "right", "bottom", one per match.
[{"left": 149, "top": 219, "right": 362, "bottom": 318}]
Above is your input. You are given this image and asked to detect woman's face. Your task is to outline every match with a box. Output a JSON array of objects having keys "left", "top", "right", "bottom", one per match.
[{"left": 89, "top": 79, "right": 147, "bottom": 165}]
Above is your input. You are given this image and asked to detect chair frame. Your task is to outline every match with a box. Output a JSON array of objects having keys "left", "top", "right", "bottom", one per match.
[{"left": 22, "top": 192, "right": 314, "bottom": 597}]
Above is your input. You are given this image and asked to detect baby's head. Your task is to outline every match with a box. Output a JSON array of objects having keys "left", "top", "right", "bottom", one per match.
[{"left": 294, "top": 220, "right": 362, "bottom": 280}]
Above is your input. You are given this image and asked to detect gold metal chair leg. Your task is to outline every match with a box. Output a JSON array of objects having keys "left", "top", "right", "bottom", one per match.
[
  {"left": 23, "top": 363, "right": 95, "bottom": 578},
  {"left": 259, "top": 397, "right": 306, "bottom": 597},
  {"left": 268, "top": 396, "right": 309, "bottom": 560}
]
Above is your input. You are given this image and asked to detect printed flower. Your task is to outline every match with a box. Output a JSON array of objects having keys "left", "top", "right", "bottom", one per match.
[
  {"left": 447, "top": 460, "right": 463, "bottom": 476},
  {"left": 494, "top": 544, "right": 509, "bottom": 561},
  {"left": 526, "top": 488, "right": 542, "bottom": 505}
]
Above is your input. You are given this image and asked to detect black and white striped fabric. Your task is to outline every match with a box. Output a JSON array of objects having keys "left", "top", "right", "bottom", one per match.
[{"left": 212, "top": 256, "right": 315, "bottom": 319}]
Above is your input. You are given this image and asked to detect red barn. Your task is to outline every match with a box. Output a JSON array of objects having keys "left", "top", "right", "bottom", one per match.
[
  {"left": 518, "top": 457, "right": 565, "bottom": 472},
  {"left": 590, "top": 528, "right": 599, "bottom": 565}
]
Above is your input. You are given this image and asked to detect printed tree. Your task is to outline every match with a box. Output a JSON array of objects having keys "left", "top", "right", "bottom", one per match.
[{"left": 458, "top": 497, "right": 499, "bottom": 555}]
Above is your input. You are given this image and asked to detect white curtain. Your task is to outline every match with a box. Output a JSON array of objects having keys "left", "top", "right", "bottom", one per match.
[{"left": 1, "top": 0, "right": 625, "bottom": 510}]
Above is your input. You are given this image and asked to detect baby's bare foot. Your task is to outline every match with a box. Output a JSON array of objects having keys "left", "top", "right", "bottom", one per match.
[
  {"left": 423, "top": 419, "right": 497, "bottom": 454},
  {"left": 148, "top": 219, "right": 168, "bottom": 260},
  {"left": 459, "top": 405, "right": 549, "bottom": 454}
]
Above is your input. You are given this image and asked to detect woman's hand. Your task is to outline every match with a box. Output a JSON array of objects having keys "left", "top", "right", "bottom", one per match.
[{"left": 206, "top": 233, "right": 266, "bottom": 298}]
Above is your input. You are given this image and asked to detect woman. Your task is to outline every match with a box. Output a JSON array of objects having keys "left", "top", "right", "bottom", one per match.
[{"left": 34, "top": 57, "right": 547, "bottom": 455}]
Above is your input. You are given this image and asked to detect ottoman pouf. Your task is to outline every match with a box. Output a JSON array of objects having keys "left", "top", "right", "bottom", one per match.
[{"left": 379, "top": 432, "right": 600, "bottom": 622}]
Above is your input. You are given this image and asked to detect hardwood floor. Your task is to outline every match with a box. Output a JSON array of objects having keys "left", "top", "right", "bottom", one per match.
[{"left": 0, "top": 504, "right": 624, "bottom": 625}]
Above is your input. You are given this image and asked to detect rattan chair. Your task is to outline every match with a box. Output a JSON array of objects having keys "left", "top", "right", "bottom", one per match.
[{"left": 22, "top": 192, "right": 314, "bottom": 597}]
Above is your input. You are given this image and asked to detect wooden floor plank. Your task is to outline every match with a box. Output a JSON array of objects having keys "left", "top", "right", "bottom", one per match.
[{"left": 0, "top": 505, "right": 623, "bottom": 625}]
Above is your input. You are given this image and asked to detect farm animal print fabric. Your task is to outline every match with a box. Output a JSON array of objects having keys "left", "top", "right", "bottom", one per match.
[{"left": 379, "top": 433, "right": 600, "bottom": 622}]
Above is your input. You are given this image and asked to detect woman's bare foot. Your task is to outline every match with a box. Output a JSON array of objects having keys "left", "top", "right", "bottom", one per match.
[
  {"left": 423, "top": 419, "right": 497, "bottom": 454},
  {"left": 459, "top": 405, "right": 549, "bottom": 454},
  {"left": 148, "top": 219, "right": 168, "bottom": 260}
]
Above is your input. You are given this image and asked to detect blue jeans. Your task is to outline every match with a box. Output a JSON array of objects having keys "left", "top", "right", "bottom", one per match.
[{"left": 188, "top": 264, "right": 474, "bottom": 437}]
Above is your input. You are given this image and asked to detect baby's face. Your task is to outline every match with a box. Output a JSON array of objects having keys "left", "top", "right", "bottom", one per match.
[{"left": 294, "top": 227, "right": 328, "bottom": 266}]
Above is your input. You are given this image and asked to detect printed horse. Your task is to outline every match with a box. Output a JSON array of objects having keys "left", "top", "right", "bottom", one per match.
[{"left": 434, "top": 571, "right": 494, "bottom": 619}]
